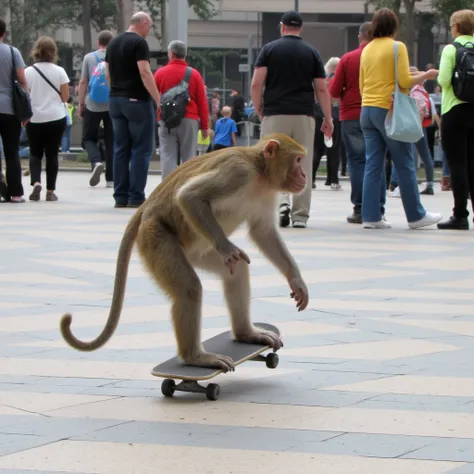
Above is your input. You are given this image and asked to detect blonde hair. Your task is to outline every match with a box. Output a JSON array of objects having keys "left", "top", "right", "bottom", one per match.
[
  {"left": 451, "top": 9, "right": 474, "bottom": 36},
  {"left": 31, "top": 36, "right": 58, "bottom": 63},
  {"left": 221, "top": 106, "right": 232, "bottom": 117},
  {"left": 325, "top": 57, "right": 340, "bottom": 74}
]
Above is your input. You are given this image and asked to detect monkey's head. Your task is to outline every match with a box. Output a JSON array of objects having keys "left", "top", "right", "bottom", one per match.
[{"left": 261, "top": 134, "right": 307, "bottom": 194}]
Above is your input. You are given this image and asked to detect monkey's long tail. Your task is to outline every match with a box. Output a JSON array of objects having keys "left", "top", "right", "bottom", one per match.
[{"left": 59, "top": 209, "right": 143, "bottom": 352}]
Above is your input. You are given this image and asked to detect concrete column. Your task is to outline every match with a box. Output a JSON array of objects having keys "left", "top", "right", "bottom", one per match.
[
  {"left": 166, "top": 0, "right": 188, "bottom": 45},
  {"left": 116, "top": 0, "right": 134, "bottom": 33}
]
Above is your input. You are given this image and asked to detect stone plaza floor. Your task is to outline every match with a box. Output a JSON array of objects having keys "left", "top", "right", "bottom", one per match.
[{"left": 0, "top": 171, "right": 474, "bottom": 473}]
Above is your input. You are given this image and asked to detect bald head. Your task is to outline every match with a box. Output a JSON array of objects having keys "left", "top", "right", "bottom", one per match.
[
  {"left": 131, "top": 11, "right": 151, "bottom": 25},
  {"left": 129, "top": 11, "right": 152, "bottom": 37}
]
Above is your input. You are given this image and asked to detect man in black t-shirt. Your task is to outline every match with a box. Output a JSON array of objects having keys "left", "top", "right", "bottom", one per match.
[
  {"left": 105, "top": 11, "right": 161, "bottom": 208},
  {"left": 251, "top": 11, "right": 333, "bottom": 229}
]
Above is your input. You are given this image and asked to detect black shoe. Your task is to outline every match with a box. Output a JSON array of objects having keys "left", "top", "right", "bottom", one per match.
[
  {"left": 420, "top": 186, "right": 434, "bottom": 195},
  {"left": 437, "top": 216, "right": 469, "bottom": 230},
  {"left": 114, "top": 202, "right": 127, "bottom": 208},
  {"left": 347, "top": 212, "right": 362, "bottom": 224},
  {"left": 279, "top": 204, "right": 290, "bottom": 228}
]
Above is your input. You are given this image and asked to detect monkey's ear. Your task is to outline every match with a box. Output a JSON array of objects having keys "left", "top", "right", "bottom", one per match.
[{"left": 264, "top": 139, "right": 280, "bottom": 159}]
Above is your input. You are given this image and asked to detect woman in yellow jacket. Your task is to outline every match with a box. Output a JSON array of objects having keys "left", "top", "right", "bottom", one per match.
[{"left": 359, "top": 8, "right": 441, "bottom": 230}]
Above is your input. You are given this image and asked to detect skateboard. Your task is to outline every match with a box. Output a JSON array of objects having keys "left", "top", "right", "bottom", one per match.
[{"left": 151, "top": 322, "right": 280, "bottom": 401}]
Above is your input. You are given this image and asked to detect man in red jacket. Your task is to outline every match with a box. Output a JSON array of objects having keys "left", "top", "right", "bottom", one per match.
[
  {"left": 154, "top": 41, "right": 209, "bottom": 179},
  {"left": 329, "top": 22, "right": 385, "bottom": 224}
]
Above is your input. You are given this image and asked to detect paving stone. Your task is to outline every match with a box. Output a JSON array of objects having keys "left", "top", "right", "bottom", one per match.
[
  {"left": 1, "top": 416, "right": 129, "bottom": 439},
  {"left": 1, "top": 173, "right": 473, "bottom": 471},
  {"left": 0, "top": 433, "right": 57, "bottom": 456},
  {"left": 402, "top": 438, "right": 474, "bottom": 462}
]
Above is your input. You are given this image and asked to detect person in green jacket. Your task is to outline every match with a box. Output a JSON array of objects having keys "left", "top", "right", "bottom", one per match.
[
  {"left": 437, "top": 9, "right": 474, "bottom": 230},
  {"left": 61, "top": 97, "right": 75, "bottom": 152}
]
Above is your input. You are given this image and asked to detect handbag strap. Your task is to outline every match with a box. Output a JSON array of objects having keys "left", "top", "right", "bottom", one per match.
[
  {"left": 10, "top": 46, "right": 18, "bottom": 84},
  {"left": 393, "top": 41, "right": 400, "bottom": 95},
  {"left": 32, "top": 65, "right": 62, "bottom": 99}
]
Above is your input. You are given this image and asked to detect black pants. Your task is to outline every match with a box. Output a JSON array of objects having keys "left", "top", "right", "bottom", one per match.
[
  {"left": 326, "top": 118, "right": 341, "bottom": 185},
  {"left": 0, "top": 113, "right": 23, "bottom": 197},
  {"left": 82, "top": 109, "right": 114, "bottom": 182},
  {"left": 441, "top": 103, "right": 474, "bottom": 219},
  {"left": 426, "top": 124, "right": 437, "bottom": 160},
  {"left": 26, "top": 117, "right": 66, "bottom": 191},
  {"left": 213, "top": 144, "right": 229, "bottom": 151},
  {"left": 312, "top": 117, "right": 325, "bottom": 183},
  {"left": 313, "top": 117, "right": 341, "bottom": 184},
  {"left": 340, "top": 135, "right": 347, "bottom": 175}
]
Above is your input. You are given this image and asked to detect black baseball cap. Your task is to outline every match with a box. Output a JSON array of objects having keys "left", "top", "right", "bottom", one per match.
[{"left": 281, "top": 11, "right": 303, "bottom": 28}]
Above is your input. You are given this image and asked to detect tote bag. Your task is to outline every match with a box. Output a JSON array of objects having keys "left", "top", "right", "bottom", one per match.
[
  {"left": 384, "top": 42, "right": 423, "bottom": 143},
  {"left": 10, "top": 46, "right": 33, "bottom": 122}
]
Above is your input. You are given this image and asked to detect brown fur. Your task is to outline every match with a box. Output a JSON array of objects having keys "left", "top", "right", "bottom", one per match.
[{"left": 60, "top": 133, "right": 310, "bottom": 371}]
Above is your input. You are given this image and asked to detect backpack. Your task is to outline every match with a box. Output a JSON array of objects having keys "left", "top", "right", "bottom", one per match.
[
  {"left": 417, "top": 89, "right": 435, "bottom": 128},
  {"left": 88, "top": 52, "right": 109, "bottom": 104},
  {"left": 159, "top": 67, "right": 192, "bottom": 131},
  {"left": 452, "top": 41, "right": 474, "bottom": 103}
]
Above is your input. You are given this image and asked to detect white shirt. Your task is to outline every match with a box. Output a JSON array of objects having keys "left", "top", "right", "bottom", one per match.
[{"left": 25, "top": 62, "right": 70, "bottom": 123}]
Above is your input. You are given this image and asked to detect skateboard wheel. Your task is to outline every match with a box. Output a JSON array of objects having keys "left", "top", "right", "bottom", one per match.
[
  {"left": 161, "top": 379, "right": 176, "bottom": 397},
  {"left": 206, "top": 383, "right": 220, "bottom": 401},
  {"left": 266, "top": 352, "right": 279, "bottom": 369}
]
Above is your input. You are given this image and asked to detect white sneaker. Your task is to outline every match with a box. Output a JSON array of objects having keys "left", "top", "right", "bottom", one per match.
[
  {"left": 408, "top": 212, "right": 443, "bottom": 229},
  {"left": 106, "top": 181, "right": 114, "bottom": 188},
  {"left": 292, "top": 221, "right": 307, "bottom": 229},
  {"left": 363, "top": 220, "right": 392, "bottom": 229},
  {"left": 89, "top": 162, "right": 104, "bottom": 187},
  {"left": 331, "top": 183, "right": 342, "bottom": 191},
  {"left": 391, "top": 187, "right": 401, "bottom": 198}
]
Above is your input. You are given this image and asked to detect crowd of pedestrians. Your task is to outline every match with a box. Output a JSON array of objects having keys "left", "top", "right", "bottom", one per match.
[{"left": 1, "top": 8, "right": 473, "bottom": 233}]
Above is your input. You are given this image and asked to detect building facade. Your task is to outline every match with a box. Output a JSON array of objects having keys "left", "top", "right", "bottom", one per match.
[{"left": 53, "top": 0, "right": 444, "bottom": 102}]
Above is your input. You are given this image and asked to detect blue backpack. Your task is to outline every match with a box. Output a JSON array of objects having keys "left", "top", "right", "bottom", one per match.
[{"left": 88, "top": 52, "right": 109, "bottom": 104}]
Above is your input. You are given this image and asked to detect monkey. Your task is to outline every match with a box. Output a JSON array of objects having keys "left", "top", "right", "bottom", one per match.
[{"left": 60, "top": 133, "right": 309, "bottom": 372}]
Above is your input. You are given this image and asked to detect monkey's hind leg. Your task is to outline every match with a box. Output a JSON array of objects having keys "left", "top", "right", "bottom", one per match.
[
  {"left": 196, "top": 252, "right": 283, "bottom": 351},
  {"left": 137, "top": 224, "right": 234, "bottom": 372}
]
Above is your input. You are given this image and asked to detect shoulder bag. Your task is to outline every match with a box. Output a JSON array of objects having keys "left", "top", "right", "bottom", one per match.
[
  {"left": 384, "top": 41, "right": 424, "bottom": 143},
  {"left": 32, "top": 65, "right": 63, "bottom": 101},
  {"left": 32, "top": 65, "right": 67, "bottom": 117},
  {"left": 10, "top": 46, "right": 33, "bottom": 122}
]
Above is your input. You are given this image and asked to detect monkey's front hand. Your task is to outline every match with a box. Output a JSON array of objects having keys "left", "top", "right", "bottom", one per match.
[
  {"left": 289, "top": 276, "right": 309, "bottom": 311},
  {"left": 216, "top": 240, "right": 251, "bottom": 275}
]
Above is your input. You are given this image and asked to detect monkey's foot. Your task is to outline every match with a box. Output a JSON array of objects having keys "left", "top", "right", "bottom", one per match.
[
  {"left": 184, "top": 352, "right": 235, "bottom": 372},
  {"left": 236, "top": 328, "right": 283, "bottom": 351}
]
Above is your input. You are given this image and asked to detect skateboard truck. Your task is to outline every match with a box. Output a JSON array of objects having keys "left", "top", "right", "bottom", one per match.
[
  {"left": 161, "top": 379, "right": 221, "bottom": 401},
  {"left": 160, "top": 351, "right": 279, "bottom": 401}
]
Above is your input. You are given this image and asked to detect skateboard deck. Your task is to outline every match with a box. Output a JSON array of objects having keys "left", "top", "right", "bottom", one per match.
[{"left": 152, "top": 322, "right": 280, "bottom": 400}]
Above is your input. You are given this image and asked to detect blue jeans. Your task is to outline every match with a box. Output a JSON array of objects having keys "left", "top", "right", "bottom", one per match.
[
  {"left": 109, "top": 97, "right": 154, "bottom": 205},
  {"left": 341, "top": 119, "right": 385, "bottom": 215},
  {"left": 61, "top": 126, "right": 71, "bottom": 152},
  {"left": 361, "top": 106, "right": 426, "bottom": 223},
  {"left": 391, "top": 130, "right": 434, "bottom": 185}
]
